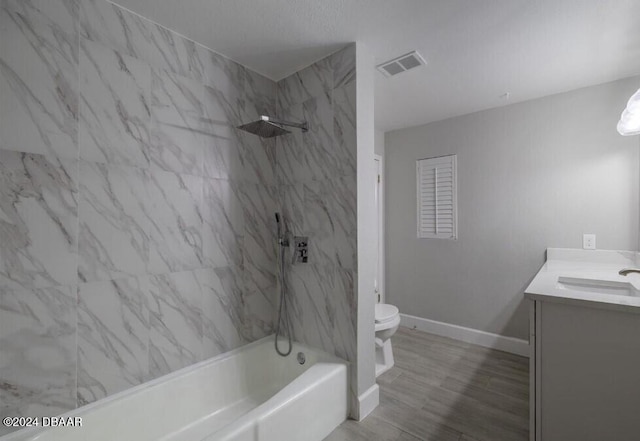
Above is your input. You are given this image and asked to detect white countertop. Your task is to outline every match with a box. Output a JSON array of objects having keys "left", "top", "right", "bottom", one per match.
[{"left": 524, "top": 248, "right": 640, "bottom": 312}]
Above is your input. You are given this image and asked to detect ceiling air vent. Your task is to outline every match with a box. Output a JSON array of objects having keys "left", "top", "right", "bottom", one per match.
[{"left": 377, "top": 51, "right": 426, "bottom": 77}]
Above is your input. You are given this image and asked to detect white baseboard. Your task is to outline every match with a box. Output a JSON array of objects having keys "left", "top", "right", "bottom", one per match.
[
  {"left": 355, "top": 384, "right": 379, "bottom": 421},
  {"left": 400, "top": 313, "right": 530, "bottom": 357}
]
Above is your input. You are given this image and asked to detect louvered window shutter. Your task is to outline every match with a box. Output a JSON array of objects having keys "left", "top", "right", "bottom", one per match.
[{"left": 416, "top": 155, "right": 457, "bottom": 239}]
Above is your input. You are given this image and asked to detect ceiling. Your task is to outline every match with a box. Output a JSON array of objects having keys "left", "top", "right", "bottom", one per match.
[{"left": 113, "top": 0, "right": 640, "bottom": 132}]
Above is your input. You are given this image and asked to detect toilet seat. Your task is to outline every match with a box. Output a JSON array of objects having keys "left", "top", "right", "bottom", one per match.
[
  {"left": 375, "top": 303, "right": 399, "bottom": 324},
  {"left": 375, "top": 313, "right": 400, "bottom": 332}
]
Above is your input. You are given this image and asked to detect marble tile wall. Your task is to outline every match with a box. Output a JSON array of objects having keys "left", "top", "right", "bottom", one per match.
[
  {"left": 276, "top": 44, "right": 357, "bottom": 367},
  {"left": 0, "top": 0, "right": 277, "bottom": 432}
]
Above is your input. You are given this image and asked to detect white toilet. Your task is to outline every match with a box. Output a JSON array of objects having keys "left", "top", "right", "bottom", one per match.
[{"left": 374, "top": 303, "right": 400, "bottom": 377}]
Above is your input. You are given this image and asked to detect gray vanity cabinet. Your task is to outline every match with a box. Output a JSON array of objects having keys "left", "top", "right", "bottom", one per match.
[{"left": 528, "top": 299, "right": 640, "bottom": 441}]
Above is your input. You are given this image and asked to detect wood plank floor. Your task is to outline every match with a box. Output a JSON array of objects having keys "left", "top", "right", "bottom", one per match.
[{"left": 324, "top": 327, "right": 529, "bottom": 441}]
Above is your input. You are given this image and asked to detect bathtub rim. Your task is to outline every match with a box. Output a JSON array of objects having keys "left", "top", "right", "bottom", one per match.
[
  {"left": 202, "top": 361, "right": 349, "bottom": 441},
  {"left": 0, "top": 336, "right": 349, "bottom": 441}
]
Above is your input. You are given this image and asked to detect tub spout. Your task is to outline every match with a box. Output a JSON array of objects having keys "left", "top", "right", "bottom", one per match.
[{"left": 619, "top": 268, "right": 640, "bottom": 276}]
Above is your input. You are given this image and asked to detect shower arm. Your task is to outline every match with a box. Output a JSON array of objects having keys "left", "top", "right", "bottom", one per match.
[{"left": 259, "top": 115, "right": 308, "bottom": 132}]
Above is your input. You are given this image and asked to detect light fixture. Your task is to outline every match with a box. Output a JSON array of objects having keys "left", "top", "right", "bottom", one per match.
[{"left": 617, "top": 87, "right": 640, "bottom": 136}]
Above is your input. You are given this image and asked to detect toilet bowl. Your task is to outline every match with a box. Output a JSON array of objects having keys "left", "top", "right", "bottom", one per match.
[{"left": 375, "top": 303, "right": 400, "bottom": 377}]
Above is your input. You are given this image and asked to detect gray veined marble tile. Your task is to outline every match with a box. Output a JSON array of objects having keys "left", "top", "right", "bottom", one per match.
[
  {"left": 79, "top": 0, "right": 198, "bottom": 79},
  {"left": 241, "top": 183, "right": 277, "bottom": 298},
  {"left": 333, "top": 267, "right": 356, "bottom": 362},
  {"left": 320, "top": 265, "right": 355, "bottom": 363},
  {"left": 145, "top": 25, "right": 200, "bottom": 80},
  {"left": 331, "top": 44, "right": 356, "bottom": 89},
  {"left": 238, "top": 131, "right": 276, "bottom": 187},
  {"left": 202, "top": 178, "right": 244, "bottom": 268},
  {"left": 78, "top": 162, "right": 203, "bottom": 283},
  {"left": 277, "top": 56, "right": 332, "bottom": 110},
  {"left": 304, "top": 176, "right": 357, "bottom": 269},
  {"left": 0, "top": 0, "right": 78, "bottom": 160},
  {"left": 77, "top": 276, "right": 149, "bottom": 405},
  {"left": 4, "top": 0, "right": 79, "bottom": 32},
  {"left": 242, "top": 285, "right": 275, "bottom": 342},
  {"left": 243, "top": 68, "right": 276, "bottom": 122},
  {"left": 202, "top": 132, "right": 244, "bottom": 181},
  {"left": 333, "top": 82, "right": 357, "bottom": 178},
  {"left": 286, "top": 264, "right": 355, "bottom": 362},
  {"left": 143, "top": 170, "right": 203, "bottom": 273},
  {"left": 197, "top": 267, "right": 246, "bottom": 358},
  {"left": 151, "top": 68, "right": 206, "bottom": 126},
  {"left": 149, "top": 120, "right": 207, "bottom": 177},
  {"left": 0, "top": 285, "right": 76, "bottom": 428},
  {"left": 201, "top": 85, "right": 246, "bottom": 181},
  {"left": 242, "top": 233, "right": 277, "bottom": 339},
  {"left": 0, "top": 151, "right": 78, "bottom": 290},
  {"left": 148, "top": 271, "right": 203, "bottom": 378},
  {"left": 202, "top": 84, "right": 243, "bottom": 140},
  {"left": 184, "top": 42, "right": 206, "bottom": 85},
  {"left": 241, "top": 183, "right": 277, "bottom": 260},
  {"left": 203, "top": 81, "right": 245, "bottom": 182},
  {"left": 149, "top": 69, "right": 208, "bottom": 176},
  {"left": 302, "top": 93, "right": 339, "bottom": 182},
  {"left": 77, "top": 162, "right": 149, "bottom": 282},
  {"left": 279, "top": 184, "right": 305, "bottom": 236},
  {"left": 275, "top": 103, "right": 308, "bottom": 186},
  {"left": 79, "top": 39, "right": 151, "bottom": 168},
  {"left": 79, "top": 0, "right": 144, "bottom": 60},
  {"left": 286, "top": 264, "right": 333, "bottom": 355},
  {"left": 194, "top": 43, "right": 245, "bottom": 99}
]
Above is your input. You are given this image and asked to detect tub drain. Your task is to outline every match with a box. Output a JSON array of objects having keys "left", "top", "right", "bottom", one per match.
[{"left": 297, "top": 352, "right": 306, "bottom": 365}]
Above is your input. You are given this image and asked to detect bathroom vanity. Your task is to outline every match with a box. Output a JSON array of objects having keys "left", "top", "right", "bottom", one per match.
[{"left": 525, "top": 249, "right": 640, "bottom": 441}]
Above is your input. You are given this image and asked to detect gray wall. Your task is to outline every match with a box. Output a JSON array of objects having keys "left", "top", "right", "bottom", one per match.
[
  {"left": 385, "top": 76, "right": 640, "bottom": 340},
  {"left": 0, "top": 0, "right": 277, "bottom": 429},
  {"left": 375, "top": 129, "right": 385, "bottom": 156}
]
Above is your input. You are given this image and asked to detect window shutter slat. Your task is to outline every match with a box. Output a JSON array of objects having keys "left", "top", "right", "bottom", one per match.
[{"left": 416, "top": 154, "right": 457, "bottom": 239}]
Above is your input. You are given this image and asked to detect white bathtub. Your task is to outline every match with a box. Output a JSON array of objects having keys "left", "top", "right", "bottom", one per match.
[{"left": 1, "top": 337, "right": 348, "bottom": 441}]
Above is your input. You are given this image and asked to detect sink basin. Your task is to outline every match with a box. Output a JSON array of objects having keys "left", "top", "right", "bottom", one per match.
[{"left": 557, "top": 277, "right": 640, "bottom": 297}]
